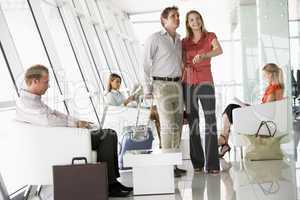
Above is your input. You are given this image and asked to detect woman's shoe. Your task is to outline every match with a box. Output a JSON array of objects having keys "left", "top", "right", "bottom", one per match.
[
  {"left": 205, "top": 169, "right": 220, "bottom": 175},
  {"left": 219, "top": 143, "right": 231, "bottom": 158},
  {"left": 194, "top": 167, "right": 203, "bottom": 173}
]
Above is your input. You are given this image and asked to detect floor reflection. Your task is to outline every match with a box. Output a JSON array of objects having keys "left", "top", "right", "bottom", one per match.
[
  {"left": 27, "top": 159, "right": 297, "bottom": 200},
  {"left": 233, "top": 160, "right": 296, "bottom": 200}
]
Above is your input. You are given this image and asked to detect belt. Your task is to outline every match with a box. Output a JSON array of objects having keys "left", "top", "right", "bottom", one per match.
[{"left": 152, "top": 76, "right": 181, "bottom": 82}]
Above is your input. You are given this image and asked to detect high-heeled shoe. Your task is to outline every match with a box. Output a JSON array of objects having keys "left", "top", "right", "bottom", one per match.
[
  {"left": 218, "top": 135, "right": 231, "bottom": 158},
  {"left": 219, "top": 143, "right": 231, "bottom": 158},
  {"left": 205, "top": 169, "right": 220, "bottom": 175}
]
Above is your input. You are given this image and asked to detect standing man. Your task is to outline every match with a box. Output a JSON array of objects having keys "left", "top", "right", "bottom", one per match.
[{"left": 143, "top": 6, "right": 186, "bottom": 177}]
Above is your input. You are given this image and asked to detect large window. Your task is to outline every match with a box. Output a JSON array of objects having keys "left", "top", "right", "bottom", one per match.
[
  {"left": 0, "top": 42, "right": 17, "bottom": 103},
  {"left": 38, "top": 1, "right": 100, "bottom": 122},
  {"left": 1, "top": 1, "right": 66, "bottom": 112}
]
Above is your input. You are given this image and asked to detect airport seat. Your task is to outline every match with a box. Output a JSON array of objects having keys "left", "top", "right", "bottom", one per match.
[
  {"left": 231, "top": 99, "right": 290, "bottom": 158},
  {"left": 0, "top": 110, "right": 92, "bottom": 187},
  {"left": 102, "top": 105, "right": 153, "bottom": 136}
]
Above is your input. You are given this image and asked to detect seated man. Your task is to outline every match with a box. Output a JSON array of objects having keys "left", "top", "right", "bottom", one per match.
[{"left": 16, "top": 64, "right": 132, "bottom": 197}]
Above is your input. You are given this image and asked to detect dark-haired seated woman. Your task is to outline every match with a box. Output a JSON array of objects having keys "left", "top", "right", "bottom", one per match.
[{"left": 105, "top": 73, "right": 162, "bottom": 147}]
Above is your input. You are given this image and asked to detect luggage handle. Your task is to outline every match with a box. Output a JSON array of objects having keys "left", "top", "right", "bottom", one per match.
[
  {"left": 135, "top": 96, "right": 153, "bottom": 128},
  {"left": 72, "top": 157, "right": 88, "bottom": 165}
]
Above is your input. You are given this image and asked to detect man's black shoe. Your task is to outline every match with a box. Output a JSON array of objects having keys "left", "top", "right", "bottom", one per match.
[
  {"left": 175, "top": 167, "right": 187, "bottom": 174},
  {"left": 109, "top": 187, "right": 130, "bottom": 197},
  {"left": 174, "top": 168, "right": 182, "bottom": 178},
  {"left": 115, "top": 181, "right": 133, "bottom": 192}
]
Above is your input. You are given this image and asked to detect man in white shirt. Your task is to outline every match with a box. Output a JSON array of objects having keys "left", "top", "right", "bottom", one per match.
[
  {"left": 16, "top": 64, "right": 132, "bottom": 197},
  {"left": 143, "top": 6, "right": 185, "bottom": 176}
]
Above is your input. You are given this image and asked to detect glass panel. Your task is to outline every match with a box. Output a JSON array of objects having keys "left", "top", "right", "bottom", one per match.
[
  {"left": 1, "top": 1, "right": 65, "bottom": 112},
  {"left": 0, "top": 45, "right": 17, "bottom": 102},
  {"left": 94, "top": 1, "right": 126, "bottom": 84},
  {"left": 238, "top": 1, "right": 296, "bottom": 198},
  {"left": 80, "top": 0, "right": 111, "bottom": 85},
  {"left": 289, "top": 21, "right": 298, "bottom": 37},
  {"left": 39, "top": 2, "right": 98, "bottom": 120}
]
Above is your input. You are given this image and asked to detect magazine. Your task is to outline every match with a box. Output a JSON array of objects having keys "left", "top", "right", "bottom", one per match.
[{"left": 233, "top": 97, "right": 250, "bottom": 107}]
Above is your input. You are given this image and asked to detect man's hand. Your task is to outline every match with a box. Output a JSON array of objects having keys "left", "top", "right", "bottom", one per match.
[
  {"left": 76, "top": 120, "right": 93, "bottom": 129},
  {"left": 144, "top": 93, "right": 153, "bottom": 99}
]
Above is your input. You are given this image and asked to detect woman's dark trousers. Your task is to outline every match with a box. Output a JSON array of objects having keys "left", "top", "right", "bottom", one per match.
[{"left": 183, "top": 83, "right": 219, "bottom": 171}]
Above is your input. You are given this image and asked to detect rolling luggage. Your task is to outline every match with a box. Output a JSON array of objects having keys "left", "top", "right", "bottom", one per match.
[{"left": 118, "top": 98, "right": 154, "bottom": 169}]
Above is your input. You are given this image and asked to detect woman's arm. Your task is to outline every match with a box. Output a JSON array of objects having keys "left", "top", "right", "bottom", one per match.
[
  {"left": 204, "top": 38, "right": 223, "bottom": 59},
  {"left": 193, "top": 37, "right": 223, "bottom": 64},
  {"left": 123, "top": 95, "right": 135, "bottom": 106},
  {"left": 264, "top": 89, "right": 284, "bottom": 103}
]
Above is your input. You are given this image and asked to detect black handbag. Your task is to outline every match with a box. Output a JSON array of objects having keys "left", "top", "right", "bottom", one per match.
[{"left": 53, "top": 157, "right": 108, "bottom": 200}]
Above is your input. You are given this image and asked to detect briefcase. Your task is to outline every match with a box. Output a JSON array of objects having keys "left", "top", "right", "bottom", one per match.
[{"left": 53, "top": 157, "right": 108, "bottom": 200}]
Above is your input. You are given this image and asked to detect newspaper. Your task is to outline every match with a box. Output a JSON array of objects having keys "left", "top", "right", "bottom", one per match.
[{"left": 233, "top": 97, "right": 250, "bottom": 107}]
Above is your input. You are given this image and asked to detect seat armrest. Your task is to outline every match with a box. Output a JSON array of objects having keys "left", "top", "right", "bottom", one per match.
[
  {"left": 231, "top": 99, "right": 289, "bottom": 146},
  {"left": 0, "top": 121, "right": 91, "bottom": 186},
  {"left": 102, "top": 105, "right": 151, "bottom": 135}
]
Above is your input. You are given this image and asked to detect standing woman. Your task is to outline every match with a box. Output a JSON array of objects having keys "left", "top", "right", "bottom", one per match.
[{"left": 182, "top": 10, "right": 223, "bottom": 174}]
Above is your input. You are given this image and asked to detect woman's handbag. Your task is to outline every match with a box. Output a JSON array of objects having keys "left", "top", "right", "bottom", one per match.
[{"left": 243, "top": 121, "right": 285, "bottom": 161}]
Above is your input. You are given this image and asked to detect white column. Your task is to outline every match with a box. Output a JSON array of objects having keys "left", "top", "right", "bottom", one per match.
[{"left": 239, "top": 1, "right": 259, "bottom": 102}]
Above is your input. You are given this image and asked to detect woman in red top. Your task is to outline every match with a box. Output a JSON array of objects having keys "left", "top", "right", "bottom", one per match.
[
  {"left": 219, "top": 63, "right": 284, "bottom": 158},
  {"left": 182, "top": 10, "right": 223, "bottom": 174}
]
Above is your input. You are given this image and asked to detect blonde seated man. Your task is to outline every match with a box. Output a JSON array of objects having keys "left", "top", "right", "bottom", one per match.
[
  {"left": 104, "top": 73, "right": 162, "bottom": 148},
  {"left": 16, "top": 65, "right": 132, "bottom": 197}
]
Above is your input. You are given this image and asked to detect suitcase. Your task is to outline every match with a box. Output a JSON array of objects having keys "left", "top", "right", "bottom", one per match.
[
  {"left": 118, "top": 97, "right": 154, "bottom": 169},
  {"left": 53, "top": 157, "right": 108, "bottom": 200},
  {"left": 118, "top": 126, "right": 154, "bottom": 169}
]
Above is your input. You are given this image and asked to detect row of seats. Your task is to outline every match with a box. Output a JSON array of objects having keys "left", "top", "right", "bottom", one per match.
[{"left": 0, "top": 99, "right": 290, "bottom": 190}]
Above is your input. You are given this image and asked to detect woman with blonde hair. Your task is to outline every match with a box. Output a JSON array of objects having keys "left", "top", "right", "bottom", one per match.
[
  {"left": 182, "top": 10, "right": 223, "bottom": 174},
  {"left": 218, "top": 63, "right": 284, "bottom": 158}
]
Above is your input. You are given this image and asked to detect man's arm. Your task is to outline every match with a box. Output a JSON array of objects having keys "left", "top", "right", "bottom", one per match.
[
  {"left": 143, "top": 35, "right": 157, "bottom": 96},
  {"left": 51, "top": 109, "right": 92, "bottom": 129}
]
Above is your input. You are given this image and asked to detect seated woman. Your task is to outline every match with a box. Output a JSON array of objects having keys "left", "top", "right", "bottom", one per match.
[
  {"left": 218, "top": 63, "right": 284, "bottom": 157},
  {"left": 105, "top": 73, "right": 162, "bottom": 147}
]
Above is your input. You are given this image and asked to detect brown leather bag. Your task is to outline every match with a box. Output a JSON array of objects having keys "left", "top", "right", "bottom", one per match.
[{"left": 53, "top": 157, "right": 108, "bottom": 200}]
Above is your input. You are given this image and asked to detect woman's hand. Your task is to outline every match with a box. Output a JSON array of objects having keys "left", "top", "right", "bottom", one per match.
[
  {"left": 124, "top": 95, "right": 135, "bottom": 106},
  {"left": 192, "top": 54, "right": 207, "bottom": 64},
  {"left": 128, "top": 95, "right": 135, "bottom": 102}
]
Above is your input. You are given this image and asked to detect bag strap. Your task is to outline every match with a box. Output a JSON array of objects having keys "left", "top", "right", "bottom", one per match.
[
  {"left": 258, "top": 181, "right": 280, "bottom": 195},
  {"left": 255, "top": 121, "right": 277, "bottom": 137},
  {"left": 265, "top": 121, "right": 277, "bottom": 137}
]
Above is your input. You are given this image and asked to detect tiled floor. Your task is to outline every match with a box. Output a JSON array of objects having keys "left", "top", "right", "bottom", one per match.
[{"left": 28, "top": 157, "right": 298, "bottom": 200}]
